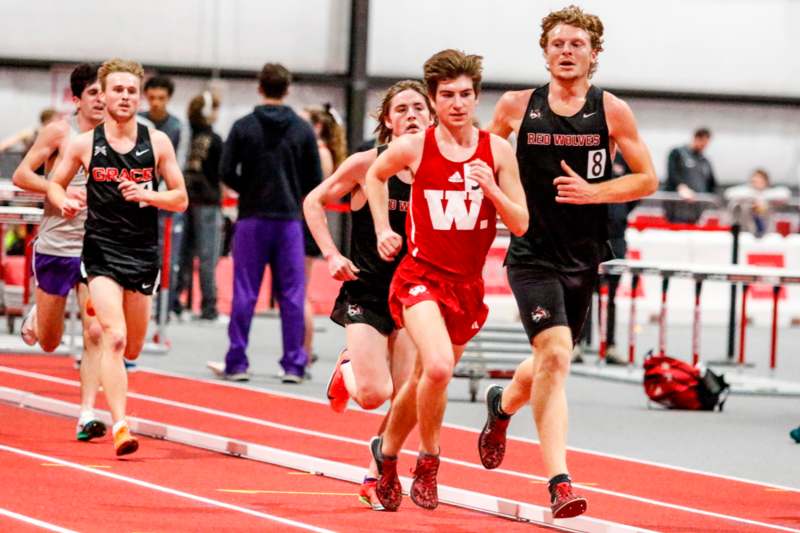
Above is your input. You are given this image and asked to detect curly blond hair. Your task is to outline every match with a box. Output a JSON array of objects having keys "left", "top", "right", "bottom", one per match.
[
  {"left": 540, "top": 5, "right": 604, "bottom": 78},
  {"left": 98, "top": 58, "right": 144, "bottom": 89}
]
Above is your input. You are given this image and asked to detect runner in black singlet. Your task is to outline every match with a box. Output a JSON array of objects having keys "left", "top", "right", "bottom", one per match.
[
  {"left": 303, "top": 80, "right": 433, "bottom": 510},
  {"left": 49, "top": 58, "right": 187, "bottom": 458},
  {"left": 83, "top": 122, "right": 160, "bottom": 294},
  {"left": 478, "top": 6, "right": 658, "bottom": 519}
]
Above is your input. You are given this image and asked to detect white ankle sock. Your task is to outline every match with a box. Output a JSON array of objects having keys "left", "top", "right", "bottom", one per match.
[
  {"left": 341, "top": 360, "right": 357, "bottom": 397},
  {"left": 112, "top": 420, "right": 128, "bottom": 434},
  {"left": 78, "top": 410, "right": 95, "bottom": 426}
]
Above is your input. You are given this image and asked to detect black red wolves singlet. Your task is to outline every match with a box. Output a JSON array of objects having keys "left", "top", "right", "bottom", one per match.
[{"left": 506, "top": 84, "right": 613, "bottom": 271}]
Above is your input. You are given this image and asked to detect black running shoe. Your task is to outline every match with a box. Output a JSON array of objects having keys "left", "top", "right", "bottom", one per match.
[
  {"left": 370, "top": 436, "right": 402, "bottom": 511},
  {"left": 76, "top": 419, "right": 107, "bottom": 442},
  {"left": 478, "top": 385, "right": 511, "bottom": 469}
]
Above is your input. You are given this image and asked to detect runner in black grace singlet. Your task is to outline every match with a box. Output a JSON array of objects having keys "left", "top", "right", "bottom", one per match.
[
  {"left": 48, "top": 59, "right": 188, "bottom": 459},
  {"left": 83, "top": 122, "right": 160, "bottom": 294},
  {"left": 478, "top": 5, "right": 658, "bottom": 519}
]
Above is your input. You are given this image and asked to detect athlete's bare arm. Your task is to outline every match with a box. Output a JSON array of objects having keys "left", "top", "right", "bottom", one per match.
[
  {"left": 0, "top": 128, "right": 35, "bottom": 153},
  {"left": 487, "top": 90, "right": 533, "bottom": 139},
  {"left": 471, "top": 135, "right": 528, "bottom": 236},
  {"left": 365, "top": 133, "right": 424, "bottom": 261},
  {"left": 48, "top": 131, "right": 93, "bottom": 218},
  {"left": 117, "top": 129, "right": 188, "bottom": 212},
  {"left": 303, "top": 149, "right": 377, "bottom": 281},
  {"left": 554, "top": 93, "right": 657, "bottom": 205},
  {"left": 12, "top": 120, "right": 70, "bottom": 194}
]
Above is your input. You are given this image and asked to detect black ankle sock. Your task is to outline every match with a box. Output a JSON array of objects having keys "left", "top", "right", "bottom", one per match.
[
  {"left": 492, "top": 392, "right": 511, "bottom": 420},
  {"left": 419, "top": 449, "right": 439, "bottom": 459},
  {"left": 548, "top": 473, "right": 571, "bottom": 493},
  {"left": 379, "top": 445, "right": 397, "bottom": 461}
]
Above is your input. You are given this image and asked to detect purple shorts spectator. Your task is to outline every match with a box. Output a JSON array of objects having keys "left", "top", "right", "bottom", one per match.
[{"left": 33, "top": 251, "right": 84, "bottom": 297}]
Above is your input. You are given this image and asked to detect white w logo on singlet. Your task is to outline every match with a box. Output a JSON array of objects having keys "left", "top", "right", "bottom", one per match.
[{"left": 424, "top": 189, "right": 483, "bottom": 230}]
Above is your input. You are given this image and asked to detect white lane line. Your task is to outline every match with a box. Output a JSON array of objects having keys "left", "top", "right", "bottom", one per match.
[
  {"left": 0, "top": 366, "right": 366, "bottom": 446},
  {"left": 0, "top": 444, "right": 332, "bottom": 533},
  {"left": 142, "top": 366, "right": 800, "bottom": 493},
  {"left": 0, "top": 507, "right": 78, "bottom": 533},
  {"left": 3, "top": 367, "right": 800, "bottom": 532},
  {"left": 7, "top": 364, "right": 800, "bottom": 494},
  {"left": 0, "top": 389, "right": 650, "bottom": 533},
  {"left": 4, "top": 391, "right": 796, "bottom": 533}
]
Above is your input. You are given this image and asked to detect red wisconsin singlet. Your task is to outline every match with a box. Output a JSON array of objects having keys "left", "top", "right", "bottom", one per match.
[{"left": 407, "top": 127, "right": 497, "bottom": 278}]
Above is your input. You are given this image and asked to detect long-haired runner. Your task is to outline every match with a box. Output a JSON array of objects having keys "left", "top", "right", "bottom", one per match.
[{"left": 303, "top": 80, "right": 435, "bottom": 509}]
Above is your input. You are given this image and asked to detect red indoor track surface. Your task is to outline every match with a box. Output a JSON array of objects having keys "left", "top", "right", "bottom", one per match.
[
  {"left": 0, "top": 404, "right": 545, "bottom": 532},
  {"left": 1, "top": 355, "right": 800, "bottom": 532}
]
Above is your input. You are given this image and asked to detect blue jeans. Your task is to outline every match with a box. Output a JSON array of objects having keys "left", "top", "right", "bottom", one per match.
[
  {"left": 159, "top": 211, "right": 185, "bottom": 314},
  {"left": 177, "top": 205, "right": 222, "bottom": 318}
]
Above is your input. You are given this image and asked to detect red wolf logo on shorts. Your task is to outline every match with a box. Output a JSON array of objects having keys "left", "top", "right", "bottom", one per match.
[{"left": 531, "top": 306, "right": 550, "bottom": 324}]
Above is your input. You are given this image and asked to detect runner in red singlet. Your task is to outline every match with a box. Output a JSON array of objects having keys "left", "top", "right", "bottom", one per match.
[{"left": 364, "top": 49, "right": 528, "bottom": 512}]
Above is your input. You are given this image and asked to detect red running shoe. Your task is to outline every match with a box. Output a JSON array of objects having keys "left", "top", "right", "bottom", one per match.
[
  {"left": 410, "top": 452, "right": 440, "bottom": 510},
  {"left": 326, "top": 350, "right": 350, "bottom": 413},
  {"left": 358, "top": 477, "right": 384, "bottom": 511},
  {"left": 550, "top": 481, "right": 588, "bottom": 519},
  {"left": 478, "top": 385, "right": 510, "bottom": 469},
  {"left": 370, "top": 436, "right": 402, "bottom": 511}
]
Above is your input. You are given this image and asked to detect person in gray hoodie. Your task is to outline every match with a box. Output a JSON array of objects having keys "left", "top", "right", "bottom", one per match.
[{"left": 211, "top": 63, "right": 322, "bottom": 382}]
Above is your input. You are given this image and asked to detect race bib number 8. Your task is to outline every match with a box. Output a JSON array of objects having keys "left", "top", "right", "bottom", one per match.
[{"left": 586, "top": 149, "right": 607, "bottom": 180}]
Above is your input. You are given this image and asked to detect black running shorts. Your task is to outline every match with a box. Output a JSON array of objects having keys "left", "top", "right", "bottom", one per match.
[
  {"left": 330, "top": 279, "right": 395, "bottom": 336},
  {"left": 507, "top": 264, "right": 597, "bottom": 343},
  {"left": 82, "top": 237, "right": 160, "bottom": 296}
]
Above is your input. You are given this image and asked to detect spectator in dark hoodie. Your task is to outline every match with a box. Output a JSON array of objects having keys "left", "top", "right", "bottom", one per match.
[{"left": 210, "top": 63, "right": 323, "bottom": 383}]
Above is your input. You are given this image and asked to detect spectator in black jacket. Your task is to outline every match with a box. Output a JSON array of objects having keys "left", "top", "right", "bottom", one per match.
[
  {"left": 208, "top": 63, "right": 323, "bottom": 383},
  {"left": 664, "top": 128, "right": 716, "bottom": 223},
  {"left": 175, "top": 91, "right": 224, "bottom": 322}
]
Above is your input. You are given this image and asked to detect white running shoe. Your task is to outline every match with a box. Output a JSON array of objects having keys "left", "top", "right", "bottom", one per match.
[
  {"left": 20, "top": 305, "right": 38, "bottom": 346},
  {"left": 207, "top": 361, "right": 250, "bottom": 382}
]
